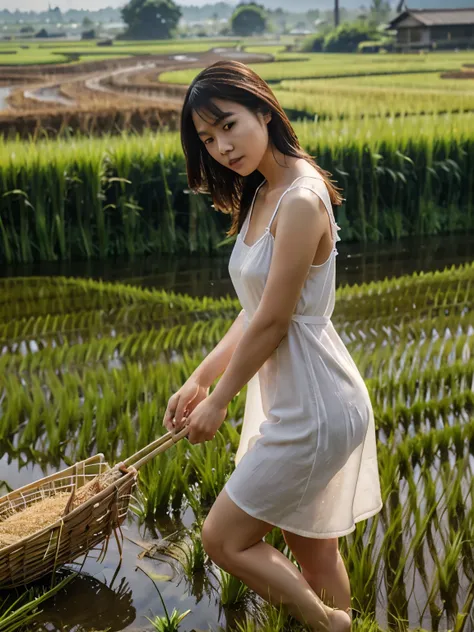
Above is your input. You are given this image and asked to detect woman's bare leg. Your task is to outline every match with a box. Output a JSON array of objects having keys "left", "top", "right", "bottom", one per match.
[
  {"left": 282, "top": 531, "right": 352, "bottom": 616},
  {"left": 201, "top": 490, "right": 351, "bottom": 632}
]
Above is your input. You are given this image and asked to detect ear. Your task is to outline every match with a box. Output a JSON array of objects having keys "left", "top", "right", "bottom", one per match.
[{"left": 264, "top": 110, "right": 272, "bottom": 124}]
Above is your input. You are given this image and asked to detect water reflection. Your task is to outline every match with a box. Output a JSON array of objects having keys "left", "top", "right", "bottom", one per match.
[
  {"left": 1, "top": 232, "right": 473, "bottom": 298},
  {"left": 30, "top": 569, "right": 136, "bottom": 631},
  {"left": 0, "top": 87, "right": 11, "bottom": 111}
]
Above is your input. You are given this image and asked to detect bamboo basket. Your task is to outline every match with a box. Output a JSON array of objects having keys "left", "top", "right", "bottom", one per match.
[{"left": 0, "top": 427, "right": 189, "bottom": 589}]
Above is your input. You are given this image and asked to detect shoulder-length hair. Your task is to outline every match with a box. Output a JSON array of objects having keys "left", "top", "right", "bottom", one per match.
[{"left": 180, "top": 59, "right": 343, "bottom": 238}]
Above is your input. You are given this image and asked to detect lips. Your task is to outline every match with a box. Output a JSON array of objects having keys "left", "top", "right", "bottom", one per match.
[{"left": 229, "top": 156, "right": 244, "bottom": 166}]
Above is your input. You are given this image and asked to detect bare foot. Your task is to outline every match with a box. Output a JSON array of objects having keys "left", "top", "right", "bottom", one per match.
[{"left": 327, "top": 608, "right": 351, "bottom": 632}]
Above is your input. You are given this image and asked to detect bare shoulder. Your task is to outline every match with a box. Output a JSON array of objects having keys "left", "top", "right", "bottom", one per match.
[{"left": 275, "top": 184, "right": 327, "bottom": 229}]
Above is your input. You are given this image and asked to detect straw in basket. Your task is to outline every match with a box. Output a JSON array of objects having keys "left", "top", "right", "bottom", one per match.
[{"left": 0, "top": 426, "right": 189, "bottom": 589}]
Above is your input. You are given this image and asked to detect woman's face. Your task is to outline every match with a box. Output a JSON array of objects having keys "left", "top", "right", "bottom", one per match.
[{"left": 192, "top": 98, "right": 271, "bottom": 175}]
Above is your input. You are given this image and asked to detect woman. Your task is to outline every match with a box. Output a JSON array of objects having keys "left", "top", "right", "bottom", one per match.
[{"left": 163, "top": 60, "right": 383, "bottom": 632}]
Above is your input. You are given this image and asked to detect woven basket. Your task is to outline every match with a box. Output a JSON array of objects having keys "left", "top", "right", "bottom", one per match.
[{"left": 0, "top": 427, "right": 188, "bottom": 589}]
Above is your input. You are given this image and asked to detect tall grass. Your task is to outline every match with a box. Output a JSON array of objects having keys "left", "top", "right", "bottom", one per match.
[{"left": 1, "top": 112, "right": 473, "bottom": 262}]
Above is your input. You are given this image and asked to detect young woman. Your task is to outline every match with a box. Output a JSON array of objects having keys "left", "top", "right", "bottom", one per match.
[{"left": 163, "top": 60, "right": 383, "bottom": 632}]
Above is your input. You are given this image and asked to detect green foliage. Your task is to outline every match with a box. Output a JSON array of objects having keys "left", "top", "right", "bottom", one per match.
[
  {"left": 81, "top": 28, "right": 96, "bottom": 40},
  {"left": 120, "top": 0, "right": 182, "bottom": 40},
  {"left": 218, "top": 568, "right": 249, "bottom": 606},
  {"left": 0, "top": 574, "right": 74, "bottom": 631},
  {"left": 368, "top": 0, "right": 391, "bottom": 25},
  {"left": 1, "top": 111, "right": 473, "bottom": 262},
  {"left": 323, "top": 21, "right": 378, "bottom": 52},
  {"left": 300, "top": 32, "right": 325, "bottom": 52},
  {"left": 231, "top": 3, "right": 267, "bottom": 36},
  {"left": 357, "top": 39, "right": 393, "bottom": 53}
]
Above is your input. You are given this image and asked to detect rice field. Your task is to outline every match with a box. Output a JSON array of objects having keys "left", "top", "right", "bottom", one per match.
[
  {"left": 158, "top": 51, "right": 474, "bottom": 84},
  {"left": 157, "top": 53, "right": 474, "bottom": 122},
  {"left": 0, "top": 39, "right": 241, "bottom": 66},
  {"left": 0, "top": 111, "right": 473, "bottom": 263},
  {"left": 0, "top": 258, "right": 472, "bottom": 631},
  {"left": 272, "top": 73, "right": 474, "bottom": 120}
]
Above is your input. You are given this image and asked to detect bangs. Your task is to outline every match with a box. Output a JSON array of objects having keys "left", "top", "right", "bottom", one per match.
[{"left": 184, "top": 84, "right": 233, "bottom": 128}]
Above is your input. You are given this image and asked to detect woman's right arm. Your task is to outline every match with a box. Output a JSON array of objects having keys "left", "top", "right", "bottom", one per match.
[
  {"left": 190, "top": 308, "right": 246, "bottom": 388},
  {"left": 163, "top": 309, "right": 246, "bottom": 431}
]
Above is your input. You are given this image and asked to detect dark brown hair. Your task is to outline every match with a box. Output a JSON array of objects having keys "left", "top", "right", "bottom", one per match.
[{"left": 180, "top": 59, "right": 343, "bottom": 237}]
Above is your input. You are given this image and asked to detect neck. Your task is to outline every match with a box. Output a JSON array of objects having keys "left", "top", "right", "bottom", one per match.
[{"left": 256, "top": 149, "right": 306, "bottom": 192}]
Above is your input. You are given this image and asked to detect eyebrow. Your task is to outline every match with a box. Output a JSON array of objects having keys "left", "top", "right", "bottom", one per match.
[{"left": 196, "top": 112, "right": 234, "bottom": 137}]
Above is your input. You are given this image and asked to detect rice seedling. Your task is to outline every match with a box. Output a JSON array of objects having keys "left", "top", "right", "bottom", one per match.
[
  {"left": 217, "top": 569, "right": 249, "bottom": 608},
  {"left": 0, "top": 574, "right": 73, "bottom": 632},
  {"left": 138, "top": 565, "right": 191, "bottom": 632},
  {"left": 1, "top": 257, "right": 473, "bottom": 630}
]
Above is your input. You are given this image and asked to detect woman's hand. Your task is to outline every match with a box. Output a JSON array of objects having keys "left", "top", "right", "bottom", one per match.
[
  {"left": 182, "top": 395, "right": 228, "bottom": 445},
  {"left": 163, "top": 377, "right": 209, "bottom": 433}
]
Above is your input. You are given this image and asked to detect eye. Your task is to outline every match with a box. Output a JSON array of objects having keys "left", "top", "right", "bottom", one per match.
[{"left": 204, "top": 122, "right": 234, "bottom": 145}]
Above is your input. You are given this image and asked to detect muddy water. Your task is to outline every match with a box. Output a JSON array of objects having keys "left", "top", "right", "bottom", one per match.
[
  {"left": 24, "top": 85, "right": 75, "bottom": 107},
  {"left": 0, "top": 87, "right": 11, "bottom": 111}
]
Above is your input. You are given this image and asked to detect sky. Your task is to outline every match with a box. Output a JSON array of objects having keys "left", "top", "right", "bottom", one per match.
[{"left": 0, "top": 0, "right": 198, "bottom": 10}]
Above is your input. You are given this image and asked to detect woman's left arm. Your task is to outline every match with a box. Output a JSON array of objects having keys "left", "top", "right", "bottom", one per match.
[{"left": 179, "top": 189, "right": 328, "bottom": 442}]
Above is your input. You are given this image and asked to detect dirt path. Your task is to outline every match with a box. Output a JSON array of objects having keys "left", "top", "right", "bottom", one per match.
[{"left": 4, "top": 47, "right": 274, "bottom": 112}]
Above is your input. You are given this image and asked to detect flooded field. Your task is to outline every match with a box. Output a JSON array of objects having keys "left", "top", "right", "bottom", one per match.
[{"left": 0, "top": 232, "right": 473, "bottom": 632}]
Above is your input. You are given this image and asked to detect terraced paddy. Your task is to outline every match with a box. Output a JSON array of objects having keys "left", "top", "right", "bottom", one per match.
[
  {"left": 158, "top": 51, "right": 474, "bottom": 84},
  {"left": 0, "top": 243, "right": 472, "bottom": 631},
  {"left": 0, "top": 39, "right": 242, "bottom": 66}
]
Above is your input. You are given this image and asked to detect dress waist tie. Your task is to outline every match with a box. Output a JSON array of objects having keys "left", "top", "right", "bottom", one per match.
[{"left": 242, "top": 311, "right": 330, "bottom": 326}]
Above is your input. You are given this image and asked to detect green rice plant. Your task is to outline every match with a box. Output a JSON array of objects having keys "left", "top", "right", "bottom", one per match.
[
  {"left": 138, "top": 565, "right": 191, "bottom": 632},
  {"left": 185, "top": 431, "right": 234, "bottom": 506},
  {"left": 135, "top": 451, "right": 180, "bottom": 519},
  {"left": 432, "top": 529, "right": 465, "bottom": 617},
  {"left": 217, "top": 568, "right": 249, "bottom": 607},
  {"left": 0, "top": 574, "right": 74, "bottom": 632},
  {"left": 342, "top": 513, "right": 383, "bottom": 616},
  {"left": 1, "top": 111, "right": 474, "bottom": 262},
  {"left": 172, "top": 524, "right": 208, "bottom": 578},
  {"left": 1, "top": 260, "right": 473, "bottom": 629}
]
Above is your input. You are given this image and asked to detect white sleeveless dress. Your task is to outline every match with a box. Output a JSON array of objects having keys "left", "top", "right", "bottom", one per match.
[{"left": 224, "top": 174, "right": 383, "bottom": 538}]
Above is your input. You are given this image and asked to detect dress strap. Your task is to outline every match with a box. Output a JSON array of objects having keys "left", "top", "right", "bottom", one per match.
[
  {"left": 266, "top": 175, "right": 341, "bottom": 248},
  {"left": 242, "top": 179, "right": 266, "bottom": 237}
]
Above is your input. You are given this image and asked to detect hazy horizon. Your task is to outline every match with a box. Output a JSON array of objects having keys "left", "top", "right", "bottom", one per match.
[{"left": 0, "top": 0, "right": 217, "bottom": 11}]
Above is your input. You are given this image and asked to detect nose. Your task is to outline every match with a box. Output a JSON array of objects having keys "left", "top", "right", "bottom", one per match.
[{"left": 217, "top": 135, "right": 233, "bottom": 155}]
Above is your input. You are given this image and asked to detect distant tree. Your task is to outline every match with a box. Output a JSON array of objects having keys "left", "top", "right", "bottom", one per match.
[
  {"left": 231, "top": 3, "right": 266, "bottom": 36},
  {"left": 301, "top": 32, "right": 325, "bottom": 52},
  {"left": 323, "top": 21, "right": 377, "bottom": 52},
  {"left": 82, "top": 16, "right": 94, "bottom": 27},
  {"left": 120, "top": 0, "right": 181, "bottom": 40},
  {"left": 306, "top": 9, "right": 320, "bottom": 21},
  {"left": 35, "top": 28, "right": 49, "bottom": 38},
  {"left": 368, "top": 0, "right": 391, "bottom": 25},
  {"left": 20, "top": 25, "right": 35, "bottom": 33},
  {"left": 81, "top": 28, "right": 96, "bottom": 39},
  {"left": 49, "top": 6, "right": 63, "bottom": 22}
]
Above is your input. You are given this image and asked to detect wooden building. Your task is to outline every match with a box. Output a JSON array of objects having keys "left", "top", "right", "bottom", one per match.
[{"left": 387, "top": 8, "right": 474, "bottom": 51}]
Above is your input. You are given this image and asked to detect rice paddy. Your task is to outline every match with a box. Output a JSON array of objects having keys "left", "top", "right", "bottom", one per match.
[
  {"left": 0, "top": 39, "right": 241, "bottom": 66},
  {"left": 273, "top": 74, "right": 474, "bottom": 120},
  {"left": 0, "top": 31, "right": 473, "bottom": 632},
  {"left": 1, "top": 111, "right": 473, "bottom": 264},
  {"left": 158, "top": 51, "right": 474, "bottom": 84},
  {"left": 0, "top": 257, "right": 473, "bottom": 631}
]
